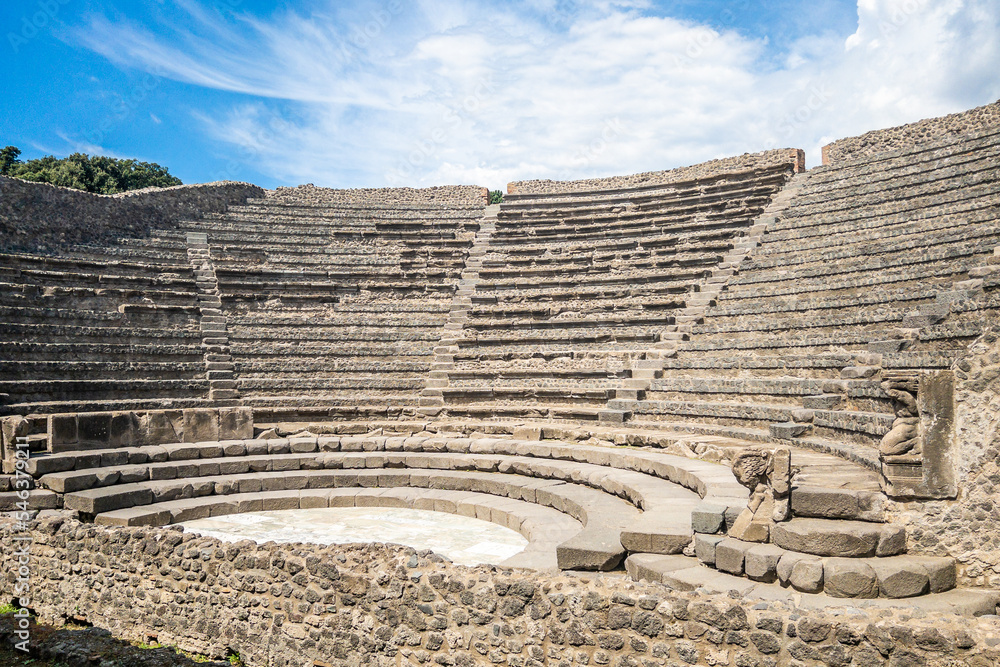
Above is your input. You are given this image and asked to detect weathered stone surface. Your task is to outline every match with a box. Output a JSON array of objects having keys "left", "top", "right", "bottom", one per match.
[
  {"left": 692, "top": 502, "right": 727, "bottom": 534},
  {"left": 824, "top": 558, "right": 878, "bottom": 598},
  {"left": 694, "top": 533, "right": 724, "bottom": 566},
  {"left": 715, "top": 538, "right": 752, "bottom": 575},
  {"left": 771, "top": 519, "right": 902, "bottom": 558},
  {"left": 868, "top": 557, "right": 930, "bottom": 599},
  {"left": 744, "top": 544, "right": 785, "bottom": 583}
]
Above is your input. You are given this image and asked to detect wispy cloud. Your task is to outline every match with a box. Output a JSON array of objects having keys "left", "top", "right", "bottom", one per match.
[{"left": 69, "top": 0, "right": 1000, "bottom": 188}]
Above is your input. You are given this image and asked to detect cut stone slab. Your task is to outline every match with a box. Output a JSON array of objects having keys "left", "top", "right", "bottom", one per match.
[
  {"left": 824, "top": 558, "right": 878, "bottom": 598},
  {"left": 790, "top": 486, "right": 884, "bottom": 522},
  {"left": 841, "top": 366, "right": 879, "bottom": 379},
  {"left": 790, "top": 559, "right": 825, "bottom": 594},
  {"left": 921, "top": 556, "right": 958, "bottom": 593},
  {"left": 715, "top": 538, "right": 752, "bottom": 576},
  {"left": 744, "top": 544, "right": 785, "bottom": 583},
  {"left": 770, "top": 518, "right": 904, "bottom": 557},
  {"left": 867, "top": 557, "right": 930, "bottom": 599},
  {"left": 769, "top": 422, "right": 810, "bottom": 439},
  {"left": 694, "top": 533, "right": 724, "bottom": 566},
  {"left": 802, "top": 394, "right": 843, "bottom": 410},
  {"left": 624, "top": 554, "right": 699, "bottom": 584},
  {"left": 691, "top": 502, "right": 726, "bottom": 534}
]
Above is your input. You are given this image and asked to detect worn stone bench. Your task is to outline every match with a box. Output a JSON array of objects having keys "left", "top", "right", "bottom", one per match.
[
  {"left": 64, "top": 467, "right": 635, "bottom": 570},
  {"left": 96, "top": 487, "right": 579, "bottom": 571}
]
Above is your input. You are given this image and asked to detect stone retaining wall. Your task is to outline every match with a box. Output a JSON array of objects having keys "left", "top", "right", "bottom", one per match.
[
  {"left": 0, "top": 177, "right": 265, "bottom": 255},
  {"left": 506, "top": 149, "right": 804, "bottom": 196},
  {"left": 888, "top": 326, "right": 1000, "bottom": 588},
  {"left": 267, "top": 184, "right": 488, "bottom": 207},
  {"left": 4, "top": 517, "right": 999, "bottom": 667},
  {"left": 821, "top": 99, "right": 1000, "bottom": 165}
]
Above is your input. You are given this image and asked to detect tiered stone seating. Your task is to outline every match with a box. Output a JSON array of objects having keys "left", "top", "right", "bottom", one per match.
[
  {"left": 21, "top": 429, "right": 749, "bottom": 571},
  {"left": 0, "top": 252, "right": 207, "bottom": 415},
  {"left": 598, "top": 126, "right": 1000, "bottom": 598},
  {"left": 612, "top": 126, "right": 1000, "bottom": 464},
  {"left": 438, "top": 164, "right": 798, "bottom": 420},
  {"left": 173, "top": 188, "right": 487, "bottom": 418}
]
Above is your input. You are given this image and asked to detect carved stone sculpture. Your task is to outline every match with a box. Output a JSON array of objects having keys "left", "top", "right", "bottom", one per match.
[
  {"left": 728, "top": 446, "right": 792, "bottom": 543},
  {"left": 880, "top": 379, "right": 921, "bottom": 457}
]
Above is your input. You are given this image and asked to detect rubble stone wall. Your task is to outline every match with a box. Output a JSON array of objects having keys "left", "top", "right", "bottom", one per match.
[
  {"left": 4, "top": 518, "right": 999, "bottom": 667},
  {"left": 267, "top": 184, "right": 488, "bottom": 207},
  {"left": 821, "top": 99, "right": 1000, "bottom": 164},
  {"left": 506, "top": 149, "right": 804, "bottom": 196},
  {"left": 0, "top": 177, "right": 265, "bottom": 254},
  {"left": 888, "top": 326, "right": 1000, "bottom": 588}
]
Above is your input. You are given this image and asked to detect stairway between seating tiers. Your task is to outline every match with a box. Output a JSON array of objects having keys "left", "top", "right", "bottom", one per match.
[
  {"left": 433, "top": 163, "right": 800, "bottom": 422},
  {"left": 3, "top": 136, "right": 1000, "bottom": 606},
  {"left": 600, "top": 125, "right": 1000, "bottom": 595}
]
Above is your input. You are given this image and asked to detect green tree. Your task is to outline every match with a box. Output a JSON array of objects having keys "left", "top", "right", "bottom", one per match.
[
  {"left": 0, "top": 145, "right": 21, "bottom": 175},
  {"left": 489, "top": 189, "right": 504, "bottom": 205},
  {"left": 2, "top": 147, "right": 182, "bottom": 193}
]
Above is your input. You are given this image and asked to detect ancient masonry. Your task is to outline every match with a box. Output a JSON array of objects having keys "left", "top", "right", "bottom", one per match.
[{"left": 1, "top": 100, "right": 1000, "bottom": 667}]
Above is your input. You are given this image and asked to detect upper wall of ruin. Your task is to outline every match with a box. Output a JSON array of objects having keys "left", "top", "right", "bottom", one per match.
[
  {"left": 0, "top": 176, "right": 265, "bottom": 255},
  {"left": 506, "top": 148, "right": 804, "bottom": 196},
  {"left": 267, "top": 183, "right": 489, "bottom": 207},
  {"left": 822, "top": 99, "right": 1000, "bottom": 165}
]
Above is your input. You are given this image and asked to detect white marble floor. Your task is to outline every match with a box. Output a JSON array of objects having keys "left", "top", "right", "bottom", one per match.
[{"left": 181, "top": 507, "right": 529, "bottom": 566}]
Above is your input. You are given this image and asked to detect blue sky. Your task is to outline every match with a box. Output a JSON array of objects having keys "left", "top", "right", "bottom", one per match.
[{"left": 2, "top": 0, "right": 998, "bottom": 190}]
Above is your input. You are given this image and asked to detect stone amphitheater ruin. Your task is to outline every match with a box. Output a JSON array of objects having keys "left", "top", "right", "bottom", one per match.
[{"left": 2, "top": 100, "right": 1000, "bottom": 667}]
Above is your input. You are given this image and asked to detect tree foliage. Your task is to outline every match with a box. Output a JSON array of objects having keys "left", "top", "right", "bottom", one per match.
[
  {"left": 0, "top": 146, "right": 21, "bottom": 175},
  {"left": 489, "top": 189, "right": 504, "bottom": 205},
  {"left": 0, "top": 146, "right": 182, "bottom": 194}
]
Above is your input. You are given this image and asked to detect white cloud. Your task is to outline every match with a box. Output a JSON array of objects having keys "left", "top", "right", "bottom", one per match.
[{"left": 71, "top": 0, "right": 1000, "bottom": 187}]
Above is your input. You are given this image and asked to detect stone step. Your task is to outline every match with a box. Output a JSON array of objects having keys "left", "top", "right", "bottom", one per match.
[
  {"left": 625, "top": 554, "right": 996, "bottom": 611},
  {"left": 696, "top": 535, "right": 956, "bottom": 598},
  {"left": 770, "top": 517, "right": 905, "bottom": 557}
]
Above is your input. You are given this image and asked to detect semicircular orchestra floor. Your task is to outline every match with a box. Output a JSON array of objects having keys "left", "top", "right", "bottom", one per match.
[{"left": 181, "top": 506, "right": 530, "bottom": 566}]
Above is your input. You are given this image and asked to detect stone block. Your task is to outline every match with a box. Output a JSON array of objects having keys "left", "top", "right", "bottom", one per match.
[
  {"left": 771, "top": 448, "right": 791, "bottom": 496},
  {"left": 109, "top": 412, "right": 139, "bottom": 447},
  {"left": 513, "top": 427, "right": 542, "bottom": 441},
  {"left": 744, "top": 544, "right": 785, "bottom": 583},
  {"left": 183, "top": 409, "right": 219, "bottom": 443},
  {"left": 141, "top": 411, "right": 183, "bottom": 446},
  {"left": 776, "top": 551, "right": 823, "bottom": 593},
  {"left": 77, "top": 412, "right": 112, "bottom": 445},
  {"left": 920, "top": 557, "right": 957, "bottom": 593},
  {"left": 219, "top": 407, "right": 253, "bottom": 440},
  {"left": 47, "top": 414, "right": 78, "bottom": 448},
  {"left": 714, "top": 539, "right": 751, "bottom": 575},
  {"left": 824, "top": 558, "right": 878, "bottom": 598},
  {"left": 771, "top": 519, "right": 897, "bottom": 558},
  {"left": 868, "top": 557, "right": 929, "bottom": 599},
  {"left": 597, "top": 410, "right": 630, "bottom": 423},
  {"left": 691, "top": 502, "right": 727, "bottom": 534},
  {"left": 802, "top": 394, "right": 842, "bottom": 410},
  {"left": 790, "top": 409, "right": 815, "bottom": 423},
  {"left": 840, "top": 366, "right": 879, "bottom": 379},
  {"left": 694, "top": 533, "right": 724, "bottom": 566},
  {"left": 769, "top": 422, "right": 809, "bottom": 440},
  {"left": 867, "top": 339, "right": 912, "bottom": 354},
  {"left": 789, "top": 558, "right": 824, "bottom": 594}
]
